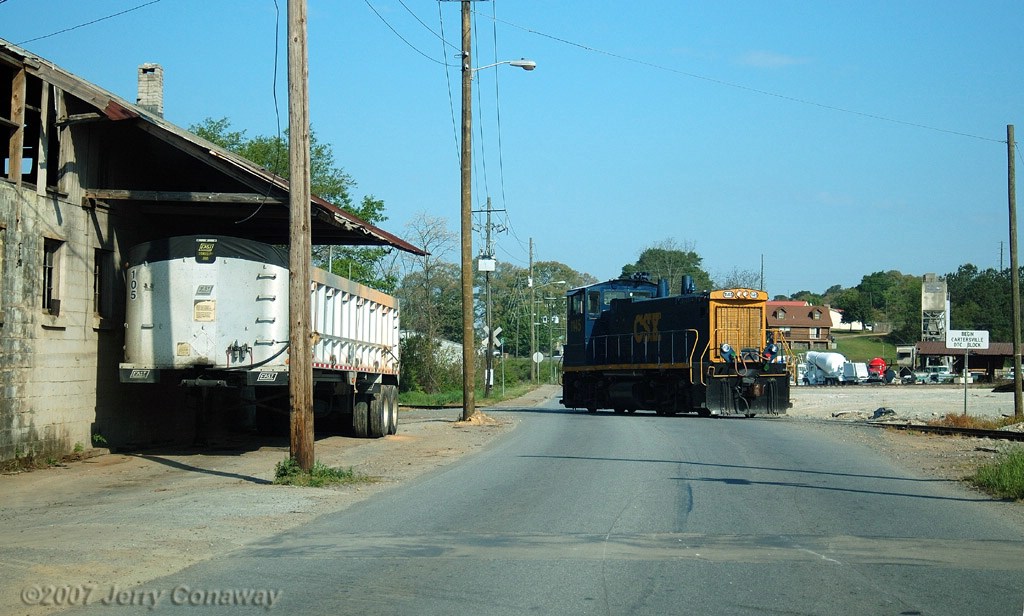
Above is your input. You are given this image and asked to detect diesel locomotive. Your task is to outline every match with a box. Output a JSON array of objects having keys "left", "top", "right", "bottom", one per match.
[{"left": 560, "top": 274, "right": 790, "bottom": 417}]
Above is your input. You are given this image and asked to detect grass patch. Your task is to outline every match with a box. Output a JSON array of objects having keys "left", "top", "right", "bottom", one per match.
[
  {"left": 830, "top": 332, "right": 891, "bottom": 363},
  {"left": 273, "top": 457, "right": 376, "bottom": 488},
  {"left": 927, "top": 413, "right": 1020, "bottom": 430},
  {"left": 969, "top": 448, "right": 1024, "bottom": 500},
  {"left": 399, "top": 382, "right": 544, "bottom": 408}
]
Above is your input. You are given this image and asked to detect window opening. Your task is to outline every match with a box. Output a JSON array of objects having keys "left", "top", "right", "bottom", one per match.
[{"left": 43, "top": 238, "right": 62, "bottom": 315}]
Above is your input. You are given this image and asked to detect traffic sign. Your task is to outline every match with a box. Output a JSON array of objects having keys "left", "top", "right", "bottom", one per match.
[
  {"left": 532, "top": 352, "right": 544, "bottom": 364},
  {"left": 946, "top": 330, "right": 989, "bottom": 350}
]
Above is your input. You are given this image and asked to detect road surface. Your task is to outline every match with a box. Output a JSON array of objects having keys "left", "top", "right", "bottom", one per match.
[{"left": 66, "top": 398, "right": 1024, "bottom": 615}]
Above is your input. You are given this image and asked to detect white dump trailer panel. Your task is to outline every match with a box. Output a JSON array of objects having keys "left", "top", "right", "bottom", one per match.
[{"left": 119, "top": 236, "right": 399, "bottom": 382}]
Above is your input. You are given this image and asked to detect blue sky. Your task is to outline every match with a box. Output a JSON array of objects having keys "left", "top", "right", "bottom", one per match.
[{"left": 4, "top": 1, "right": 1023, "bottom": 297}]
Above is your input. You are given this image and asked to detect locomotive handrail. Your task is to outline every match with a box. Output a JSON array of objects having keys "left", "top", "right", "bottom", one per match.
[
  {"left": 682, "top": 329, "right": 703, "bottom": 386},
  {"left": 586, "top": 328, "right": 698, "bottom": 368}
]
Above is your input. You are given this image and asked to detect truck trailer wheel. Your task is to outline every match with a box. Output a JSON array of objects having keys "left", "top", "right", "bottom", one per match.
[
  {"left": 383, "top": 385, "right": 399, "bottom": 435},
  {"left": 368, "top": 393, "right": 388, "bottom": 438},
  {"left": 352, "top": 395, "right": 370, "bottom": 437}
]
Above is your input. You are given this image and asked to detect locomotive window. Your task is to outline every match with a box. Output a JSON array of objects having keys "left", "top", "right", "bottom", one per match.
[
  {"left": 569, "top": 293, "right": 583, "bottom": 316},
  {"left": 587, "top": 291, "right": 601, "bottom": 318},
  {"left": 604, "top": 289, "right": 653, "bottom": 306}
]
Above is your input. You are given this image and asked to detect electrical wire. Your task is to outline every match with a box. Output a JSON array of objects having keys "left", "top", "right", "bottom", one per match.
[
  {"left": 17, "top": 0, "right": 164, "bottom": 45},
  {"left": 472, "top": 10, "right": 491, "bottom": 210},
  {"left": 490, "top": 1, "right": 511, "bottom": 222},
  {"left": 235, "top": 0, "right": 284, "bottom": 225},
  {"left": 479, "top": 10, "right": 1005, "bottom": 145},
  {"left": 438, "top": 2, "right": 460, "bottom": 163},
  {"left": 364, "top": 0, "right": 452, "bottom": 66},
  {"left": 399, "top": 0, "right": 458, "bottom": 51}
]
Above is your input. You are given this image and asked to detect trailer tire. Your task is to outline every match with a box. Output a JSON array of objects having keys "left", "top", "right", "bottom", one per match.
[
  {"left": 368, "top": 393, "right": 387, "bottom": 438},
  {"left": 352, "top": 395, "right": 370, "bottom": 437},
  {"left": 384, "top": 385, "right": 399, "bottom": 435}
]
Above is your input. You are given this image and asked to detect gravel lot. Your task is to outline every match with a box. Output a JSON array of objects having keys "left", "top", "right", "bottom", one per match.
[
  {"left": 1, "top": 384, "right": 1021, "bottom": 615},
  {"left": 788, "top": 382, "right": 1023, "bottom": 422}
]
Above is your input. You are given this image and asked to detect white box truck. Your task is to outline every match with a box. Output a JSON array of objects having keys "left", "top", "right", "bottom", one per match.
[{"left": 119, "top": 235, "right": 400, "bottom": 437}]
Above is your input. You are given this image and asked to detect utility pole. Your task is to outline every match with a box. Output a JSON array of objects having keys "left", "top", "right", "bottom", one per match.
[
  {"left": 459, "top": 0, "right": 476, "bottom": 420},
  {"left": 1009, "top": 124, "right": 1022, "bottom": 418},
  {"left": 529, "top": 238, "right": 536, "bottom": 383},
  {"left": 476, "top": 197, "right": 505, "bottom": 398},
  {"left": 287, "top": 0, "right": 314, "bottom": 469}
]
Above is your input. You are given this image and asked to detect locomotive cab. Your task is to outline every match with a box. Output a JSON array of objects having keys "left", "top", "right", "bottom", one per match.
[{"left": 563, "top": 276, "right": 658, "bottom": 368}]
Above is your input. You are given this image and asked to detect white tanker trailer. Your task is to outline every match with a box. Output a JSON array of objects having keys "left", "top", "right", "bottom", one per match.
[
  {"left": 804, "top": 351, "right": 847, "bottom": 386},
  {"left": 118, "top": 235, "right": 400, "bottom": 437}
]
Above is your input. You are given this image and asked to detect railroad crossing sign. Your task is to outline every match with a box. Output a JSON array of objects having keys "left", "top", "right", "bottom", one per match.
[
  {"left": 946, "top": 330, "right": 989, "bottom": 350},
  {"left": 482, "top": 326, "right": 503, "bottom": 348}
]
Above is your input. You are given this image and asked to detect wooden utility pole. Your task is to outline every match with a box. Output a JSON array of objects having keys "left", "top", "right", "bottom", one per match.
[
  {"left": 1009, "top": 125, "right": 1022, "bottom": 418},
  {"left": 529, "top": 238, "right": 536, "bottom": 383},
  {"left": 288, "top": 0, "right": 315, "bottom": 469},
  {"left": 484, "top": 198, "right": 494, "bottom": 398},
  {"left": 460, "top": 0, "right": 476, "bottom": 420}
]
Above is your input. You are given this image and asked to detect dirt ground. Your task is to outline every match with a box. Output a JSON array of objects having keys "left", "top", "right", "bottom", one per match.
[
  {"left": 1, "top": 383, "right": 1021, "bottom": 615},
  {"left": 787, "top": 383, "right": 1024, "bottom": 485}
]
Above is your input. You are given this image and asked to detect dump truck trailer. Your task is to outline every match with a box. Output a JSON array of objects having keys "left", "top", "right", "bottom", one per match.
[{"left": 118, "top": 235, "right": 400, "bottom": 437}]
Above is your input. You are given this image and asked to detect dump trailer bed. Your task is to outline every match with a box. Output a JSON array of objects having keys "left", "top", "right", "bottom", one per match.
[{"left": 118, "top": 235, "right": 400, "bottom": 437}]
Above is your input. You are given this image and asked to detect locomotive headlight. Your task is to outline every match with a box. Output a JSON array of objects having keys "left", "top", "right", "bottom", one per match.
[{"left": 720, "top": 343, "right": 732, "bottom": 354}]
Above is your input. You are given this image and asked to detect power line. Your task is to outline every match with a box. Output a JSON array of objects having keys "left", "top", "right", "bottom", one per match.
[
  {"left": 364, "top": 0, "right": 453, "bottom": 66},
  {"left": 437, "top": 1, "right": 460, "bottom": 162},
  {"left": 398, "top": 0, "right": 458, "bottom": 51},
  {"left": 17, "top": 0, "right": 165, "bottom": 45},
  {"left": 489, "top": 0, "right": 511, "bottom": 219},
  {"left": 480, "top": 11, "right": 1006, "bottom": 145}
]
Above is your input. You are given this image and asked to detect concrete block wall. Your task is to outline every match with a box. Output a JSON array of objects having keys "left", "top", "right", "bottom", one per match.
[{"left": 0, "top": 183, "right": 97, "bottom": 460}]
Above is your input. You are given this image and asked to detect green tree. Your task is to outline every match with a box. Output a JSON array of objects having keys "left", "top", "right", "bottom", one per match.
[
  {"left": 620, "top": 238, "right": 713, "bottom": 294},
  {"left": 190, "top": 117, "right": 394, "bottom": 290},
  {"left": 832, "top": 287, "right": 872, "bottom": 325},
  {"left": 790, "top": 290, "right": 825, "bottom": 305},
  {"left": 946, "top": 264, "right": 1017, "bottom": 341},
  {"left": 483, "top": 260, "right": 597, "bottom": 359},
  {"left": 880, "top": 273, "right": 922, "bottom": 344}
]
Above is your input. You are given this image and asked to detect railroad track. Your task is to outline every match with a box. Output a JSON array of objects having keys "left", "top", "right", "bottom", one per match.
[{"left": 874, "top": 422, "right": 1024, "bottom": 442}]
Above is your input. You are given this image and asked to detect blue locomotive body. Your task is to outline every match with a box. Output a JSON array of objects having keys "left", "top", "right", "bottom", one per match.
[{"left": 561, "top": 276, "right": 790, "bottom": 417}]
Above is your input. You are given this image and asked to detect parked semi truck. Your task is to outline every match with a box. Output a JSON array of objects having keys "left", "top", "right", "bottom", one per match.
[{"left": 118, "top": 235, "right": 400, "bottom": 437}]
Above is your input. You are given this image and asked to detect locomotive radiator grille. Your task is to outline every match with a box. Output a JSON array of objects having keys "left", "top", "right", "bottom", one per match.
[{"left": 713, "top": 304, "right": 764, "bottom": 360}]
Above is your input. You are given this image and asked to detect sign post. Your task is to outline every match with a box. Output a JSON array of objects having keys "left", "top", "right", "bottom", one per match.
[{"left": 946, "top": 330, "right": 989, "bottom": 415}]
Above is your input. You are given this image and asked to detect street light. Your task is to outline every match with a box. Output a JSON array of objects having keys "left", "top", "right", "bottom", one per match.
[{"left": 459, "top": 2, "right": 536, "bottom": 420}]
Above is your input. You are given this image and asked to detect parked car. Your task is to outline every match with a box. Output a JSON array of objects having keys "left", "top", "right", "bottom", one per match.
[{"left": 912, "top": 365, "right": 955, "bottom": 384}]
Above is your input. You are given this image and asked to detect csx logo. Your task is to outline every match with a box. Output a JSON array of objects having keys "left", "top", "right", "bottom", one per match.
[
  {"left": 129, "top": 369, "right": 151, "bottom": 379},
  {"left": 633, "top": 312, "right": 662, "bottom": 343}
]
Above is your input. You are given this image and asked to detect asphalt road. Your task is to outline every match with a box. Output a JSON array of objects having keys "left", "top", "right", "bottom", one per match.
[{"left": 70, "top": 399, "right": 1024, "bottom": 615}]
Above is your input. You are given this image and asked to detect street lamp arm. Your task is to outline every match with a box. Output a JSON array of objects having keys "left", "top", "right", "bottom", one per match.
[{"left": 468, "top": 58, "right": 537, "bottom": 73}]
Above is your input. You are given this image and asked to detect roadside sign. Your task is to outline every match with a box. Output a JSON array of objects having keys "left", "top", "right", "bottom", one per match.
[
  {"left": 532, "top": 352, "right": 544, "bottom": 364},
  {"left": 946, "top": 330, "right": 989, "bottom": 350},
  {"left": 946, "top": 329, "right": 989, "bottom": 416}
]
